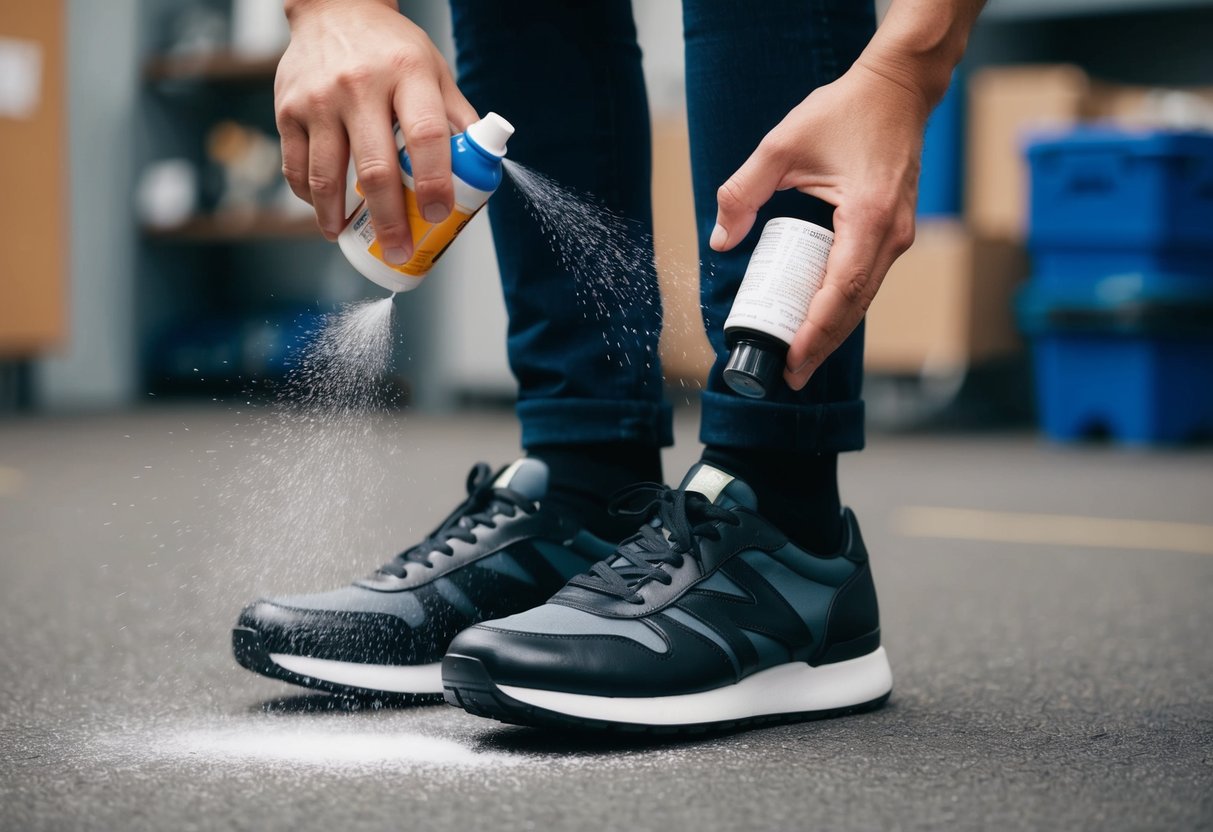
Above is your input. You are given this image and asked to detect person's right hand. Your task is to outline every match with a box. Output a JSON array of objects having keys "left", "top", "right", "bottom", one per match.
[{"left": 275, "top": 0, "right": 479, "bottom": 264}]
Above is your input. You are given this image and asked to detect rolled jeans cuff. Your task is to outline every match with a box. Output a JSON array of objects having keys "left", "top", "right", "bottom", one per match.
[
  {"left": 698, "top": 391, "right": 865, "bottom": 453},
  {"left": 518, "top": 398, "right": 674, "bottom": 448}
]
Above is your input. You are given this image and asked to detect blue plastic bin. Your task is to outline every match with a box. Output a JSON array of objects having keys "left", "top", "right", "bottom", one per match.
[
  {"left": 1027, "top": 129, "right": 1213, "bottom": 249},
  {"left": 1028, "top": 332, "right": 1213, "bottom": 444},
  {"left": 917, "top": 75, "right": 964, "bottom": 217},
  {"left": 1027, "top": 251, "right": 1213, "bottom": 300},
  {"left": 151, "top": 308, "right": 324, "bottom": 383},
  {"left": 1022, "top": 129, "right": 1213, "bottom": 443},
  {"left": 1026, "top": 129, "right": 1213, "bottom": 297},
  {"left": 1019, "top": 291, "right": 1213, "bottom": 444}
]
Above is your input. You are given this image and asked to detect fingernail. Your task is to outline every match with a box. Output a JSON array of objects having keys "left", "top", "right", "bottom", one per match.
[
  {"left": 422, "top": 203, "right": 449, "bottom": 223},
  {"left": 709, "top": 223, "right": 727, "bottom": 249},
  {"left": 786, "top": 363, "right": 813, "bottom": 388},
  {"left": 384, "top": 246, "right": 409, "bottom": 265}
]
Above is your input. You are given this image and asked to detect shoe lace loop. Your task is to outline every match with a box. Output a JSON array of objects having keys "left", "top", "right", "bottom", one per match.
[
  {"left": 377, "top": 463, "right": 536, "bottom": 578},
  {"left": 567, "top": 483, "right": 739, "bottom": 604}
]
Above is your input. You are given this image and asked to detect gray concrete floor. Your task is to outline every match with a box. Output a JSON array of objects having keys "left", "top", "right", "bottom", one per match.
[{"left": 1, "top": 404, "right": 1211, "bottom": 832}]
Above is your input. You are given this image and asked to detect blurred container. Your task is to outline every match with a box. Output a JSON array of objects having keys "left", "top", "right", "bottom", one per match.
[
  {"left": 917, "top": 75, "right": 964, "bottom": 218},
  {"left": 231, "top": 0, "right": 289, "bottom": 58},
  {"left": 967, "top": 65, "right": 1090, "bottom": 240},
  {"left": 1020, "top": 299, "right": 1213, "bottom": 444},
  {"left": 967, "top": 64, "right": 1213, "bottom": 242},
  {"left": 1027, "top": 129, "right": 1213, "bottom": 297},
  {"left": 150, "top": 308, "right": 323, "bottom": 388},
  {"left": 0, "top": 2, "right": 66, "bottom": 358},
  {"left": 651, "top": 115, "right": 713, "bottom": 385},
  {"left": 1028, "top": 130, "right": 1213, "bottom": 249},
  {"left": 865, "top": 221, "right": 1026, "bottom": 375},
  {"left": 1022, "top": 128, "right": 1213, "bottom": 444},
  {"left": 136, "top": 159, "right": 198, "bottom": 228}
]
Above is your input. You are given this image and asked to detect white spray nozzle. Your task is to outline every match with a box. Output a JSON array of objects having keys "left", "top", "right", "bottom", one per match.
[{"left": 466, "top": 112, "right": 514, "bottom": 157}]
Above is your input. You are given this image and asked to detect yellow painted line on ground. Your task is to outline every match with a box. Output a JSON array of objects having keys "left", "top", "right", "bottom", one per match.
[
  {"left": 0, "top": 465, "right": 23, "bottom": 496},
  {"left": 894, "top": 506, "right": 1213, "bottom": 556}
]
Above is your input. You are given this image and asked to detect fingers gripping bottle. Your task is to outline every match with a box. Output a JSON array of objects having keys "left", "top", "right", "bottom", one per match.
[
  {"left": 338, "top": 112, "right": 514, "bottom": 293},
  {"left": 722, "top": 217, "right": 834, "bottom": 399}
]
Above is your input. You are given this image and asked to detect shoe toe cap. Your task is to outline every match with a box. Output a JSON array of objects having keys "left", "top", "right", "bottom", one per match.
[
  {"left": 235, "top": 591, "right": 434, "bottom": 665},
  {"left": 237, "top": 598, "right": 300, "bottom": 631},
  {"left": 445, "top": 608, "right": 733, "bottom": 697}
]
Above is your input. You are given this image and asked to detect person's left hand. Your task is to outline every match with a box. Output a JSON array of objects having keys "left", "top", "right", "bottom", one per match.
[{"left": 710, "top": 59, "right": 932, "bottom": 390}]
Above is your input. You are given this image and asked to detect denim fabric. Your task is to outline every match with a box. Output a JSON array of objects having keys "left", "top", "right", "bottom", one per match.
[
  {"left": 449, "top": 0, "right": 671, "bottom": 448},
  {"left": 684, "top": 0, "right": 876, "bottom": 451},
  {"left": 449, "top": 0, "right": 875, "bottom": 452}
]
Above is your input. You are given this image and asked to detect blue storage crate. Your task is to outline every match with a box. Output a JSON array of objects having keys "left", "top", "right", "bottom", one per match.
[
  {"left": 151, "top": 308, "right": 324, "bottom": 383},
  {"left": 1020, "top": 293, "right": 1213, "bottom": 444},
  {"left": 1029, "top": 249, "right": 1213, "bottom": 298},
  {"left": 1027, "top": 129, "right": 1213, "bottom": 298},
  {"left": 917, "top": 75, "right": 964, "bottom": 218},
  {"left": 1029, "top": 333, "right": 1213, "bottom": 444},
  {"left": 1019, "top": 282, "right": 1213, "bottom": 337},
  {"left": 1027, "top": 128, "right": 1213, "bottom": 250}
]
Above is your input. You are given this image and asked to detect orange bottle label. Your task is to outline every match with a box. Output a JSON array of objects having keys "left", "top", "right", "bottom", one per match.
[{"left": 355, "top": 182, "right": 483, "bottom": 279}]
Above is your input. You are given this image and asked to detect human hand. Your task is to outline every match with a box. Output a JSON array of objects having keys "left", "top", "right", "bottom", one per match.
[
  {"left": 710, "top": 59, "right": 931, "bottom": 390},
  {"left": 275, "top": 0, "right": 478, "bottom": 262}
]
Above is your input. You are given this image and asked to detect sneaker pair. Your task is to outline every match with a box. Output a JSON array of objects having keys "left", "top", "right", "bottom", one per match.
[{"left": 234, "top": 458, "right": 892, "bottom": 733}]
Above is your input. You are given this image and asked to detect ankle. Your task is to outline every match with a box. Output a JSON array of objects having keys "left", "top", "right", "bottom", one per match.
[
  {"left": 528, "top": 442, "right": 663, "bottom": 542},
  {"left": 700, "top": 446, "right": 843, "bottom": 553}
]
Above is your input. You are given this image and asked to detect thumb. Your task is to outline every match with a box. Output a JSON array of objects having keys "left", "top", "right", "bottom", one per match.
[{"left": 711, "top": 141, "right": 785, "bottom": 251}]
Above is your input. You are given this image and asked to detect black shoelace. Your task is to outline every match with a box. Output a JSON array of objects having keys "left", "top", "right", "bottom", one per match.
[
  {"left": 377, "top": 463, "right": 537, "bottom": 578},
  {"left": 567, "top": 483, "right": 739, "bottom": 604}
]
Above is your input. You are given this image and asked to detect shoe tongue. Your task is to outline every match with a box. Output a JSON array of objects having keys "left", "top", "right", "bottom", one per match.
[
  {"left": 492, "top": 458, "right": 548, "bottom": 500},
  {"left": 679, "top": 462, "right": 757, "bottom": 511}
]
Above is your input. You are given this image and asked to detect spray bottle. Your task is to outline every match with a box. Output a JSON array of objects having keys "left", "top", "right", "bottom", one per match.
[
  {"left": 722, "top": 217, "right": 834, "bottom": 399},
  {"left": 338, "top": 112, "right": 514, "bottom": 293}
]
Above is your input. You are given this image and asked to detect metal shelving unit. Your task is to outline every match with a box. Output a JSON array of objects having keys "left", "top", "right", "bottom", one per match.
[
  {"left": 142, "top": 213, "right": 320, "bottom": 243},
  {"left": 143, "top": 50, "right": 282, "bottom": 83},
  {"left": 134, "top": 45, "right": 348, "bottom": 395}
]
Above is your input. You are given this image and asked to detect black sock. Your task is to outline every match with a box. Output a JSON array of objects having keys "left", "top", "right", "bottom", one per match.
[
  {"left": 700, "top": 446, "right": 843, "bottom": 553},
  {"left": 527, "top": 443, "right": 663, "bottom": 542}
]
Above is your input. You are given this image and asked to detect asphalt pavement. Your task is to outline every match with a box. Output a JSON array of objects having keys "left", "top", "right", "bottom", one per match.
[{"left": 1, "top": 405, "right": 1210, "bottom": 831}]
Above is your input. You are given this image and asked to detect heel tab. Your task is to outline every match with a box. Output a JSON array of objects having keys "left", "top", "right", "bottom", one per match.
[{"left": 839, "top": 507, "right": 869, "bottom": 564}]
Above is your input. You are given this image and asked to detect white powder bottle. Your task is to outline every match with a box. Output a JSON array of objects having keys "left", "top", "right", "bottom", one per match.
[{"left": 722, "top": 217, "right": 834, "bottom": 398}]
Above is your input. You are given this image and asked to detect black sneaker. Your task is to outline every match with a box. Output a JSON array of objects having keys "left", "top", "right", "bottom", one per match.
[
  {"left": 232, "top": 459, "right": 615, "bottom": 698},
  {"left": 442, "top": 462, "right": 892, "bottom": 732}
]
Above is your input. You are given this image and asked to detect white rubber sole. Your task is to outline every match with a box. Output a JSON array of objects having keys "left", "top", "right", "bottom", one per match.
[
  {"left": 497, "top": 648, "right": 893, "bottom": 726},
  {"left": 269, "top": 653, "right": 443, "bottom": 694}
]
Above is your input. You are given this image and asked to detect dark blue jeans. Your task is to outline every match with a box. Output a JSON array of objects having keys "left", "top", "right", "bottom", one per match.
[{"left": 450, "top": 0, "right": 876, "bottom": 453}]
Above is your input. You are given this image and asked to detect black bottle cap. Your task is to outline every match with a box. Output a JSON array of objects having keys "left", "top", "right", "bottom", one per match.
[{"left": 723, "top": 340, "right": 783, "bottom": 399}]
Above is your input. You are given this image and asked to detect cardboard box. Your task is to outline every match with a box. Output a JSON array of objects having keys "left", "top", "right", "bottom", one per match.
[
  {"left": 0, "top": 1, "right": 67, "bottom": 356},
  {"left": 966, "top": 65, "right": 1091, "bottom": 241},
  {"left": 651, "top": 116, "right": 714, "bottom": 385},
  {"left": 1087, "top": 83, "right": 1213, "bottom": 129},
  {"left": 864, "top": 221, "right": 1026, "bottom": 375},
  {"left": 966, "top": 64, "right": 1213, "bottom": 242}
]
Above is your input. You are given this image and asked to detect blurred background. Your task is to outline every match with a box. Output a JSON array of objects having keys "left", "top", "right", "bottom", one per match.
[
  {"left": 3, "top": 0, "right": 1212, "bottom": 436},
  {"left": 2, "top": 3, "right": 1212, "bottom": 830}
]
